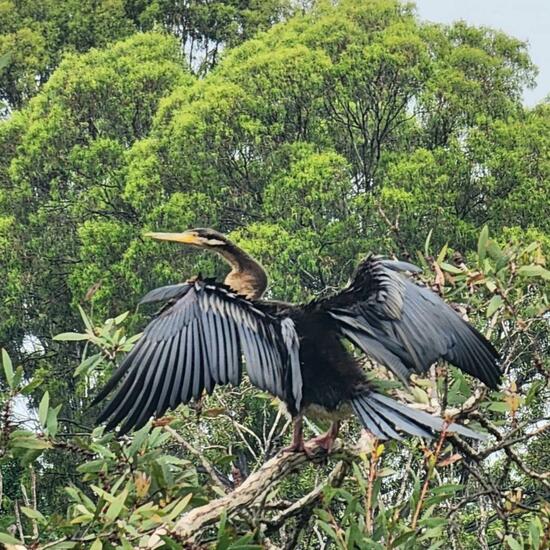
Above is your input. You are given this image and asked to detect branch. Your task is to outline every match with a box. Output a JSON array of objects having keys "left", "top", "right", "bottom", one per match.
[
  {"left": 145, "top": 441, "right": 357, "bottom": 547},
  {"left": 164, "top": 426, "right": 227, "bottom": 493},
  {"left": 263, "top": 460, "right": 349, "bottom": 530}
]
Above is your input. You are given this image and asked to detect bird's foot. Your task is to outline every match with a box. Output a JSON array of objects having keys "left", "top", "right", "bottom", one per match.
[
  {"left": 281, "top": 440, "right": 306, "bottom": 453},
  {"left": 304, "top": 432, "right": 337, "bottom": 455},
  {"left": 281, "top": 415, "right": 305, "bottom": 454},
  {"left": 304, "top": 421, "right": 340, "bottom": 456}
]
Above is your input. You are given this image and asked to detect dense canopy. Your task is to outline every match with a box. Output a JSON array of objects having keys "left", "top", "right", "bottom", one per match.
[{"left": 0, "top": 1, "right": 548, "bottom": 548}]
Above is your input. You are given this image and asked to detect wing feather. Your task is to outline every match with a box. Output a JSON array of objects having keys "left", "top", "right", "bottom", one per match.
[
  {"left": 321, "top": 255, "right": 500, "bottom": 389},
  {"left": 94, "top": 279, "right": 302, "bottom": 434}
]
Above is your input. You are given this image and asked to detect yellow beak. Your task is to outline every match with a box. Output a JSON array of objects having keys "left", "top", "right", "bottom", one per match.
[{"left": 144, "top": 231, "right": 201, "bottom": 245}]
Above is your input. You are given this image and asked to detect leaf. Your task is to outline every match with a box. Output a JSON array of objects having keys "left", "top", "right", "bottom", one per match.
[
  {"left": 525, "top": 380, "right": 544, "bottom": 406},
  {"left": 105, "top": 488, "right": 128, "bottom": 521},
  {"left": 521, "top": 241, "right": 540, "bottom": 256},
  {"left": 518, "top": 265, "right": 550, "bottom": 280},
  {"left": 21, "top": 378, "right": 42, "bottom": 395},
  {"left": 439, "top": 262, "right": 463, "bottom": 275},
  {"left": 159, "top": 536, "right": 183, "bottom": 550},
  {"left": 466, "top": 272, "right": 485, "bottom": 285},
  {"left": 437, "top": 453, "right": 462, "bottom": 467},
  {"left": 436, "top": 243, "right": 448, "bottom": 264},
  {"left": 0, "top": 52, "right": 12, "bottom": 70},
  {"left": 134, "top": 472, "right": 151, "bottom": 498},
  {"left": 478, "top": 225, "right": 489, "bottom": 263},
  {"left": 20, "top": 506, "right": 47, "bottom": 524},
  {"left": 77, "top": 460, "right": 106, "bottom": 474},
  {"left": 411, "top": 386, "right": 430, "bottom": 405},
  {"left": 113, "top": 311, "right": 130, "bottom": 325},
  {"left": 487, "top": 401, "right": 508, "bottom": 413},
  {"left": 78, "top": 305, "right": 94, "bottom": 332},
  {"left": 12, "top": 366, "right": 23, "bottom": 389},
  {"left": 430, "top": 484, "right": 463, "bottom": 496},
  {"left": 504, "top": 536, "right": 523, "bottom": 550},
  {"left": 127, "top": 423, "right": 151, "bottom": 457},
  {"left": 164, "top": 493, "right": 193, "bottom": 521},
  {"left": 391, "top": 530, "right": 416, "bottom": 546},
  {"left": 504, "top": 393, "right": 522, "bottom": 415},
  {"left": 11, "top": 435, "right": 52, "bottom": 450},
  {"left": 485, "top": 280, "right": 497, "bottom": 293},
  {"left": 2, "top": 348, "right": 14, "bottom": 388},
  {"left": 39, "top": 391, "right": 50, "bottom": 428},
  {"left": 486, "top": 295, "right": 503, "bottom": 318},
  {"left": 316, "top": 520, "right": 339, "bottom": 543},
  {"left": 0, "top": 532, "right": 22, "bottom": 545},
  {"left": 424, "top": 228, "right": 433, "bottom": 256},
  {"left": 419, "top": 524, "right": 445, "bottom": 541},
  {"left": 47, "top": 404, "right": 62, "bottom": 437},
  {"left": 74, "top": 353, "right": 103, "bottom": 378},
  {"left": 90, "top": 485, "right": 116, "bottom": 503},
  {"left": 90, "top": 539, "right": 102, "bottom": 550},
  {"left": 53, "top": 332, "right": 89, "bottom": 341},
  {"left": 202, "top": 407, "right": 227, "bottom": 417},
  {"left": 486, "top": 240, "right": 505, "bottom": 261},
  {"left": 529, "top": 516, "right": 543, "bottom": 549}
]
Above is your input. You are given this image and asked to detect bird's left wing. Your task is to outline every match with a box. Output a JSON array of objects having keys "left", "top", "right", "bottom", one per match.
[
  {"left": 92, "top": 279, "right": 302, "bottom": 434},
  {"left": 317, "top": 255, "right": 500, "bottom": 389}
]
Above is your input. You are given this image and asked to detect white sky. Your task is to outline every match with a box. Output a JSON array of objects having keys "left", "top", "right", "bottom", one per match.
[{"left": 414, "top": 0, "right": 550, "bottom": 106}]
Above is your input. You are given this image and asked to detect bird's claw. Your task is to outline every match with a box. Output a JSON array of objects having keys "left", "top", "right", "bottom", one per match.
[
  {"left": 280, "top": 437, "right": 307, "bottom": 454},
  {"left": 304, "top": 434, "right": 336, "bottom": 456}
]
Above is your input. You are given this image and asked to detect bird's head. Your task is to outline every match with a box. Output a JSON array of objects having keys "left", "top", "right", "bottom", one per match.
[{"left": 144, "top": 228, "right": 231, "bottom": 250}]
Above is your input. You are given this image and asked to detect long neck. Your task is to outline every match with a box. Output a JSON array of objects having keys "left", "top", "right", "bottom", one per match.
[{"left": 219, "top": 243, "right": 268, "bottom": 300}]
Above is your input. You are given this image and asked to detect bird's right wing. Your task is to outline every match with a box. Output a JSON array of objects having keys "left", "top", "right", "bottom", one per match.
[
  {"left": 318, "top": 255, "right": 500, "bottom": 389},
  {"left": 92, "top": 279, "right": 302, "bottom": 434}
]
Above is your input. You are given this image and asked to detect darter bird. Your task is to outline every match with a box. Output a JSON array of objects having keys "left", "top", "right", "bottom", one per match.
[{"left": 92, "top": 228, "right": 501, "bottom": 452}]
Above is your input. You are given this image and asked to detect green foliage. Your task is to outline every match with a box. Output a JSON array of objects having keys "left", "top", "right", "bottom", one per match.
[
  {"left": 0, "top": 0, "right": 548, "bottom": 547},
  {"left": 0, "top": 0, "right": 136, "bottom": 109},
  {"left": 0, "top": 0, "right": 289, "bottom": 110},
  {"left": 1, "top": 229, "right": 548, "bottom": 547}
]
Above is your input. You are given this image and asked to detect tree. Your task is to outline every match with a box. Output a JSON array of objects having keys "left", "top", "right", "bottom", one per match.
[
  {"left": 0, "top": 31, "right": 192, "bottom": 438},
  {"left": 0, "top": 0, "right": 548, "bottom": 547},
  {"left": 0, "top": 0, "right": 291, "bottom": 113},
  {"left": 1, "top": 228, "right": 548, "bottom": 548}
]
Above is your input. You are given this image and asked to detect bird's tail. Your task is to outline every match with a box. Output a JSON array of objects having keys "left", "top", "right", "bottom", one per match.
[{"left": 351, "top": 392, "right": 484, "bottom": 440}]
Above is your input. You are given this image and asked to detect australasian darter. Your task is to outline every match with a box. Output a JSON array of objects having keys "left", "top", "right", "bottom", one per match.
[{"left": 92, "top": 228, "right": 501, "bottom": 451}]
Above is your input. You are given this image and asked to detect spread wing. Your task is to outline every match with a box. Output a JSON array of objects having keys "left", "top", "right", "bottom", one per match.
[
  {"left": 319, "top": 255, "right": 501, "bottom": 388},
  {"left": 92, "top": 279, "right": 302, "bottom": 434}
]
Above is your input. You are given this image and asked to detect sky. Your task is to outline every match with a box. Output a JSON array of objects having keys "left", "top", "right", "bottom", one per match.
[{"left": 414, "top": 0, "right": 550, "bottom": 106}]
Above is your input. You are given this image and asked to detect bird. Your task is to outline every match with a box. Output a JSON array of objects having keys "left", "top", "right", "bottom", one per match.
[{"left": 92, "top": 228, "right": 501, "bottom": 453}]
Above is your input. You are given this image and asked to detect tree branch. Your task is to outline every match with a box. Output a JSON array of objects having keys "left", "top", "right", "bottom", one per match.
[{"left": 145, "top": 441, "right": 357, "bottom": 547}]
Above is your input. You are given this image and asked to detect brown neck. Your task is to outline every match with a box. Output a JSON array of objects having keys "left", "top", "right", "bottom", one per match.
[{"left": 218, "top": 243, "right": 268, "bottom": 300}]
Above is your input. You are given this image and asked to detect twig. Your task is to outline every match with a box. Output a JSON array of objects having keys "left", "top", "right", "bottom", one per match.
[
  {"left": 14, "top": 500, "right": 25, "bottom": 543},
  {"left": 40, "top": 537, "right": 68, "bottom": 549},
  {"left": 411, "top": 425, "right": 448, "bottom": 529},
  {"left": 20, "top": 481, "right": 38, "bottom": 540},
  {"left": 164, "top": 426, "right": 227, "bottom": 493},
  {"left": 365, "top": 442, "right": 380, "bottom": 535},
  {"left": 264, "top": 460, "right": 349, "bottom": 530}
]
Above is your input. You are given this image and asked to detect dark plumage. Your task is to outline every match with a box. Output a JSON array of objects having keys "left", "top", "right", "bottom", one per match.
[{"left": 93, "top": 228, "right": 501, "bottom": 451}]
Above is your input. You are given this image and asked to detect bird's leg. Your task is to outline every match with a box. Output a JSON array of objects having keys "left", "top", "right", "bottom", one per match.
[
  {"left": 305, "top": 421, "right": 340, "bottom": 454},
  {"left": 281, "top": 415, "right": 305, "bottom": 453}
]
